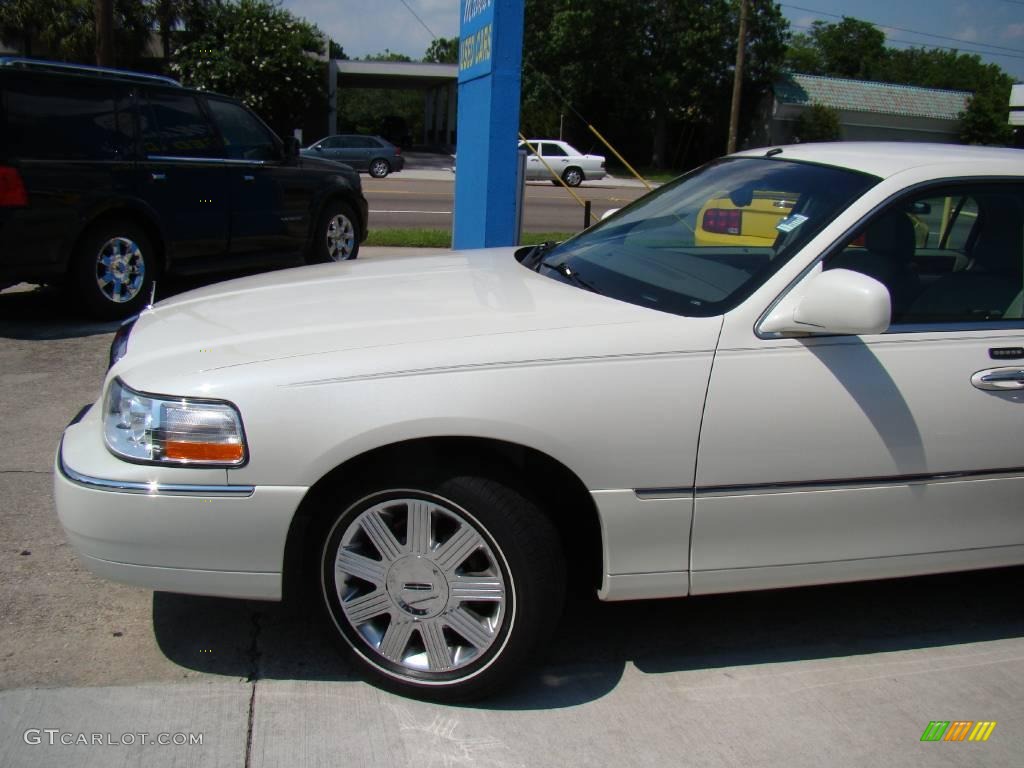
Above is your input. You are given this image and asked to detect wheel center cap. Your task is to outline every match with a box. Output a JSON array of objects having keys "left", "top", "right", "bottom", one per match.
[{"left": 386, "top": 555, "right": 449, "bottom": 618}]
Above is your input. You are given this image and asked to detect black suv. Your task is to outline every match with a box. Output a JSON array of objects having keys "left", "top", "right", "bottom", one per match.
[{"left": 0, "top": 58, "right": 369, "bottom": 319}]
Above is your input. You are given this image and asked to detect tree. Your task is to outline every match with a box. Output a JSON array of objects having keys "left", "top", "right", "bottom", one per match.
[
  {"left": 0, "top": 0, "right": 151, "bottom": 67},
  {"left": 424, "top": 36, "right": 458, "bottom": 64},
  {"left": 794, "top": 103, "right": 841, "bottom": 142},
  {"left": 799, "top": 18, "right": 886, "bottom": 80},
  {"left": 786, "top": 19, "right": 1015, "bottom": 146},
  {"left": 170, "top": 0, "right": 323, "bottom": 136},
  {"left": 520, "top": 0, "right": 789, "bottom": 170}
]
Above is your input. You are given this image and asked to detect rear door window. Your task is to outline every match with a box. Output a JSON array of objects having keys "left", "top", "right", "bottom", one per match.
[{"left": 2, "top": 73, "right": 134, "bottom": 160}]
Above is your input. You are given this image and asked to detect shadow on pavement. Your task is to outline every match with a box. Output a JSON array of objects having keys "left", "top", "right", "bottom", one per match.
[
  {"left": 152, "top": 565, "right": 1024, "bottom": 709},
  {"left": 0, "top": 263, "right": 297, "bottom": 341}
]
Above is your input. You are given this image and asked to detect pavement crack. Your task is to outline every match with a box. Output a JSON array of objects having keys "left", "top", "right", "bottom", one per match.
[
  {"left": 244, "top": 611, "right": 262, "bottom": 768},
  {"left": 0, "top": 469, "right": 52, "bottom": 476},
  {"left": 244, "top": 680, "right": 257, "bottom": 768},
  {"left": 246, "top": 611, "right": 262, "bottom": 683}
]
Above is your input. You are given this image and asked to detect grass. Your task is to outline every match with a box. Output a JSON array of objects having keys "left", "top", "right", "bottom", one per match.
[{"left": 365, "top": 229, "right": 575, "bottom": 248}]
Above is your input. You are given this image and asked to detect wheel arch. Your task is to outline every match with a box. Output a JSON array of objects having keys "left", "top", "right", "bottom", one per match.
[
  {"left": 305, "top": 190, "right": 366, "bottom": 254},
  {"left": 281, "top": 436, "right": 603, "bottom": 606},
  {"left": 68, "top": 203, "right": 167, "bottom": 275}
]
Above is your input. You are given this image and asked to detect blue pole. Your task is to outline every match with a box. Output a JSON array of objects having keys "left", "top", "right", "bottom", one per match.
[{"left": 453, "top": 0, "right": 525, "bottom": 250}]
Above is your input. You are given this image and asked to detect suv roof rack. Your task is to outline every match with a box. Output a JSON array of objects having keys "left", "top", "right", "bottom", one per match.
[{"left": 0, "top": 57, "right": 182, "bottom": 87}]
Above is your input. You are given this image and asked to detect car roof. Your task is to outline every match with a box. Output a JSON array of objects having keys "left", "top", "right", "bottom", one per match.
[{"left": 732, "top": 142, "right": 1024, "bottom": 179}]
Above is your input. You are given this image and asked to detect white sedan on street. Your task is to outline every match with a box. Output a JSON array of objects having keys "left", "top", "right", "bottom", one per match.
[
  {"left": 519, "top": 138, "right": 607, "bottom": 186},
  {"left": 56, "top": 143, "right": 1024, "bottom": 701}
]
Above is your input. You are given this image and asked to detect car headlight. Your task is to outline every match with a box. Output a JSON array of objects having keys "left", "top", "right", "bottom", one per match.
[{"left": 103, "top": 378, "right": 247, "bottom": 466}]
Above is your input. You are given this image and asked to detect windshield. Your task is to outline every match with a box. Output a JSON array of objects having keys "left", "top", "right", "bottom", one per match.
[{"left": 529, "top": 157, "right": 879, "bottom": 317}]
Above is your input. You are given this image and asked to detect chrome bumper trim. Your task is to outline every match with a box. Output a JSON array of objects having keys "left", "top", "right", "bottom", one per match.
[{"left": 58, "top": 447, "right": 255, "bottom": 498}]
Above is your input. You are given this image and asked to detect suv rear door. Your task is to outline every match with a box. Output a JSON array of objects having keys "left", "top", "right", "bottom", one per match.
[
  {"left": 136, "top": 88, "right": 229, "bottom": 264},
  {"left": 0, "top": 70, "right": 136, "bottom": 279}
]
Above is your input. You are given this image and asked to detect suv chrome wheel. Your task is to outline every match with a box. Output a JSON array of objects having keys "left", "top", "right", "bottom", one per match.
[
  {"left": 326, "top": 212, "right": 356, "bottom": 261},
  {"left": 95, "top": 236, "right": 146, "bottom": 304}
]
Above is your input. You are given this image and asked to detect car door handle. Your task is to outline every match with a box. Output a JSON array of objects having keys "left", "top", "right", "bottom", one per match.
[
  {"left": 150, "top": 172, "right": 166, "bottom": 182},
  {"left": 243, "top": 175, "right": 255, "bottom": 183},
  {"left": 972, "top": 368, "right": 1024, "bottom": 390}
]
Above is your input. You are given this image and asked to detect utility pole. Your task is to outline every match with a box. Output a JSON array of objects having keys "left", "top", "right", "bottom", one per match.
[
  {"left": 95, "top": 0, "right": 114, "bottom": 67},
  {"left": 727, "top": 0, "right": 748, "bottom": 154}
]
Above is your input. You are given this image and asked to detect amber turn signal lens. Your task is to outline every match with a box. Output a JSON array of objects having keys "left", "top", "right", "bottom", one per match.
[{"left": 163, "top": 441, "right": 245, "bottom": 463}]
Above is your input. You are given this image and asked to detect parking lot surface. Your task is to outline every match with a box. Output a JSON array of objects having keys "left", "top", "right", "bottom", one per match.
[{"left": 1, "top": 252, "right": 1022, "bottom": 767}]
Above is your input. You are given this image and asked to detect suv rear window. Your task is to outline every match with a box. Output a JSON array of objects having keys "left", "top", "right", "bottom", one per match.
[{"left": 2, "top": 73, "right": 134, "bottom": 160}]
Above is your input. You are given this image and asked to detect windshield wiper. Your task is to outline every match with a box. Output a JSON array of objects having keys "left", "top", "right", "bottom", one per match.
[
  {"left": 519, "top": 240, "right": 559, "bottom": 270},
  {"left": 540, "top": 260, "right": 600, "bottom": 294}
]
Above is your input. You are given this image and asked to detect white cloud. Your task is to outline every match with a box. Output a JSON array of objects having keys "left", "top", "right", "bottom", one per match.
[
  {"left": 1003, "top": 23, "right": 1024, "bottom": 40},
  {"left": 954, "top": 25, "right": 979, "bottom": 42},
  {"left": 281, "top": 0, "right": 460, "bottom": 60}
]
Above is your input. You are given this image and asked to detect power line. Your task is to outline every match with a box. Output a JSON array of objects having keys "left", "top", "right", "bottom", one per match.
[
  {"left": 395, "top": 0, "right": 438, "bottom": 41},
  {"left": 789, "top": 23, "right": 1024, "bottom": 61},
  {"left": 783, "top": 3, "right": 1024, "bottom": 56}
]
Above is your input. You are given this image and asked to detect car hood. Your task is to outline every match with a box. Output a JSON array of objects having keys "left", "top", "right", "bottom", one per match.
[{"left": 115, "top": 249, "right": 720, "bottom": 392}]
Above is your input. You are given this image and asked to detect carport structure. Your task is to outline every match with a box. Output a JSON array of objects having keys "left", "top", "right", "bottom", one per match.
[{"left": 327, "top": 60, "right": 458, "bottom": 148}]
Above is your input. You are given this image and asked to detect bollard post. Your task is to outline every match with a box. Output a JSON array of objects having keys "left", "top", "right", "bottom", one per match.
[{"left": 584, "top": 200, "right": 592, "bottom": 229}]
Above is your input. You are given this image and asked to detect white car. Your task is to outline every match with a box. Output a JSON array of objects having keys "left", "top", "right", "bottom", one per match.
[
  {"left": 56, "top": 143, "right": 1024, "bottom": 701},
  {"left": 519, "top": 139, "right": 606, "bottom": 186}
]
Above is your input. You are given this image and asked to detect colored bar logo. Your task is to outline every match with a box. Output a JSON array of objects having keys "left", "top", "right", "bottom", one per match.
[{"left": 921, "top": 721, "right": 997, "bottom": 742}]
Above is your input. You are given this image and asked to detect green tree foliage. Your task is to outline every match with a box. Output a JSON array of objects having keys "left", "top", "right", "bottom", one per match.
[
  {"left": 0, "top": 0, "right": 152, "bottom": 67},
  {"left": 424, "top": 36, "right": 458, "bottom": 64},
  {"left": 170, "top": 0, "right": 323, "bottom": 136},
  {"left": 785, "top": 18, "right": 885, "bottom": 79},
  {"left": 786, "top": 18, "right": 1014, "bottom": 146},
  {"left": 794, "top": 103, "right": 841, "bottom": 142},
  {"left": 520, "top": 0, "right": 789, "bottom": 170}
]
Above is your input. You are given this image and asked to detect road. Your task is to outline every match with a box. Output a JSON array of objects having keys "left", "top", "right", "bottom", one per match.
[
  {"left": 364, "top": 177, "right": 650, "bottom": 232},
  {"left": 1, "top": 252, "right": 1023, "bottom": 767}
]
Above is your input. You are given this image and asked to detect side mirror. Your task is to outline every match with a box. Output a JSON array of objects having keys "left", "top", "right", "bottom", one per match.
[
  {"left": 283, "top": 136, "right": 300, "bottom": 161},
  {"left": 760, "top": 268, "right": 891, "bottom": 336},
  {"left": 313, "top": 144, "right": 323, "bottom": 152},
  {"left": 601, "top": 208, "right": 620, "bottom": 221}
]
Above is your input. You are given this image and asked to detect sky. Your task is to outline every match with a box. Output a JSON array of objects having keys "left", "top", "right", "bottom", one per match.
[{"left": 278, "top": 0, "right": 1024, "bottom": 83}]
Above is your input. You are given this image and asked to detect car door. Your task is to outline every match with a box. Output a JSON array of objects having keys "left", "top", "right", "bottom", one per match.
[
  {"left": 523, "top": 142, "right": 544, "bottom": 180},
  {"left": 136, "top": 89, "right": 228, "bottom": 263},
  {"left": 205, "top": 97, "right": 310, "bottom": 256},
  {"left": 331, "top": 136, "right": 371, "bottom": 171},
  {"left": 541, "top": 141, "right": 571, "bottom": 177},
  {"left": 691, "top": 181, "right": 1024, "bottom": 595}
]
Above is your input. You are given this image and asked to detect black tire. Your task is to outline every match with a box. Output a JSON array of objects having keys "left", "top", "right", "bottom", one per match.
[
  {"left": 308, "top": 200, "right": 360, "bottom": 263},
  {"left": 368, "top": 158, "right": 391, "bottom": 178},
  {"left": 562, "top": 167, "right": 584, "bottom": 187},
  {"left": 73, "top": 219, "right": 158, "bottom": 320},
  {"left": 317, "top": 474, "right": 565, "bottom": 701}
]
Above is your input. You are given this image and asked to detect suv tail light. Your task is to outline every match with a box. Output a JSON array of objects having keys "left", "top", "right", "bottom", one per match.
[
  {"left": 702, "top": 208, "right": 741, "bottom": 235},
  {"left": 0, "top": 166, "right": 28, "bottom": 207},
  {"left": 394, "top": 146, "right": 402, "bottom": 155}
]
